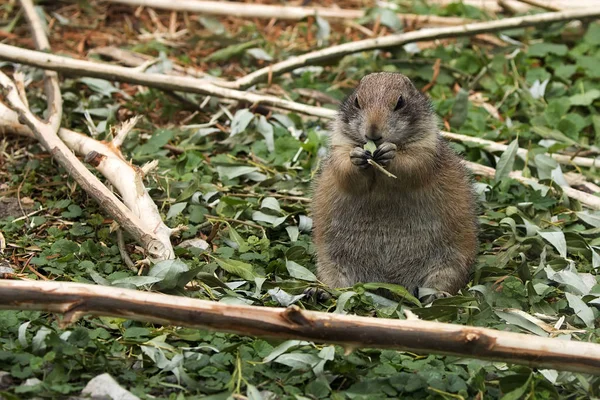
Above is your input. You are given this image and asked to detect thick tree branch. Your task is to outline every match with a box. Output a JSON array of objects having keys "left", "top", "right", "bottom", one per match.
[
  {"left": 1, "top": 279, "right": 600, "bottom": 375},
  {"left": 229, "top": 8, "right": 600, "bottom": 89},
  {"left": 103, "top": 0, "right": 471, "bottom": 27}
]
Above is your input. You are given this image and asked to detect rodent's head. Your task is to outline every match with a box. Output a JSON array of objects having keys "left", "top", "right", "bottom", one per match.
[{"left": 334, "top": 72, "right": 438, "bottom": 147}]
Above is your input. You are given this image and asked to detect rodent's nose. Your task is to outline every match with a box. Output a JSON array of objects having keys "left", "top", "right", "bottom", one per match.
[
  {"left": 366, "top": 125, "right": 382, "bottom": 143},
  {"left": 366, "top": 134, "right": 382, "bottom": 143}
]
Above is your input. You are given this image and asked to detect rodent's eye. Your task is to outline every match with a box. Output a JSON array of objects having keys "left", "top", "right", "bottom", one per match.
[
  {"left": 354, "top": 97, "right": 361, "bottom": 110},
  {"left": 394, "top": 96, "right": 405, "bottom": 111}
]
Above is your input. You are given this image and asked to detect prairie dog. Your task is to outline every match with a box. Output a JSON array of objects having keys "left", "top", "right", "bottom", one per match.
[{"left": 312, "top": 72, "right": 478, "bottom": 297}]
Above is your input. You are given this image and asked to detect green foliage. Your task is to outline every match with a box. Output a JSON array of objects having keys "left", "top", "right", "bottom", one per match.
[{"left": 2, "top": 4, "right": 600, "bottom": 399}]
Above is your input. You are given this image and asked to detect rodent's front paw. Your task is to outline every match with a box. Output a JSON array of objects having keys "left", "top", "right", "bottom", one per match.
[
  {"left": 373, "top": 143, "right": 397, "bottom": 167},
  {"left": 350, "top": 147, "right": 372, "bottom": 169}
]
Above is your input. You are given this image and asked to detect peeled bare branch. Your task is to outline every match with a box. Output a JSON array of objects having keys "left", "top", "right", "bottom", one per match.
[
  {"left": 0, "top": 74, "right": 170, "bottom": 259},
  {"left": 466, "top": 161, "right": 600, "bottom": 210},
  {"left": 2, "top": 279, "right": 600, "bottom": 375},
  {"left": 111, "top": 114, "right": 140, "bottom": 148},
  {"left": 230, "top": 8, "right": 600, "bottom": 89},
  {"left": 443, "top": 131, "right": 599, "bottom": 170},
  {"left": 0, "top": 100, "right": 175, "bottom": 260},
  {"left": 0, "top": 43, "right": 334, "bottom": 119},
  {"left": 20, "top": 0, "right": 62, "bottom": 133},
  {"left": 516, "top": 0, "right": 563, "bottom": 11},
  {"left": 103, "top": 0, "right": 471, "bottom": 27}
]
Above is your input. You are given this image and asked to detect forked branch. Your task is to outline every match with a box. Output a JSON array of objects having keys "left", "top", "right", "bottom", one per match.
[{"left": 1, "top": 279, "right": 600, "bottom": 375}]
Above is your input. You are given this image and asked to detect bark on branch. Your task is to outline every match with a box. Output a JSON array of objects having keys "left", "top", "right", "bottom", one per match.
[
  {"left": 229, "top": 8, "right": 600, "bottom": 89},
  {"left": 103, "top": 0, "right": 471, "bottom": 27},
  {"left": 0, "top": 43, "right": 333, "bottom": 119},
  {"left": 1, "top": 279, "right": 600, "bottom": 375}
]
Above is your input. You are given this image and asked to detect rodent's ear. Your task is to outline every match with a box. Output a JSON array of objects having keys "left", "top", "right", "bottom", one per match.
[{"left": 354, "top": 96, "right": 361, "bottom": 110}]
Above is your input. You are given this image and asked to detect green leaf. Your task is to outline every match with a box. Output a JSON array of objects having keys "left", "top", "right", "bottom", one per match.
[
  {"left": 18, "top": 321, "right": 30, "bottom": 348},
  {"left": 252, "top": 211, "right": 287, "bottom": 227},
  {"left": 577, "top": 211, "right": 600, "bottom": 228},
  {"left": 449, "top": 89, "right": 469, "bottom": 128},
  {"left": 261, "top": 197, "right": 281, "bottom": 213},
  {"left": 372, "top": 8, "right": 402, "bottom": 31},
  {"left": 538, "top": 230, "right": 567, "bottom": 258},
  {"left": 286, "top": 226, "right": 299, "bottom": 242},
  {"left": 263, "top": 340, "right": 311, "bottom": 363},
  {"left": 495, "top": 139, "right": 519, "bottom": 181},
  {"left": 268, "top": 288, "right": 305, "bottom": 306},
  {"left": 494, "top": 310, "right": 548, "bottom": 336},
  {"left": 569, "top": 89, "right": 600, "bottom": 106},
  {"left": 315, "top": 16, "right": 331, "bottom": 40},
  {"left": 584, "top": 22, "right": 600, "bottom": 45},
  {"left": 285, "top": 260, "right": 317, "bottom": 282},
  {"left": 112, "top": 276, "right": 163, "bottom": 288},
  {"left": 274, "top": 353, "right": 321, "bottom": 369},
  {"left": 500, "top": 374, "right": 532, "bottom": 400},
  {"left": 532, "top": 126, "right": 578, "bottom": 146},
  {"left": 166, "top": 202, "right": 187, "bottom": 220},
  {"left": 361, "top": 282, "right": 421, "bottom": 306},
  {"left": 528, "top": 43, "right": 568, "bottom": 57},
  {"left": 335, "top": 291, "right": 357, "bottom": 314},
  {"left": 565, "top": 293, "right": 595, "bottom": 327},
  {"left": 246, "top": 48, "right": 273, "bottom": 61},
  {"left": 216, "top": 165, "right": 258, "bottom": 180},
  {"left": 61, "top": 204, "right": 83, "bottom": 218},
  {"left": 230, "top": 109, "right": 255, "bottom": 136},
  {"left": 256, "top": 115, "right": 275, "bottom": 152},
  {"left": 203, "top": 39, "right": 261, "bottom": 62},
  {"left": 148, "top": 259, "right": 190, "bottom": 290},
  {"left": 198, "top": 16, "right": 225, "bottom": 34},
  {"left": 228, "top": 226, "right": 246, "bottom": 249},
  {"left": 213, "top": 257, "right": 256, "bottom": 281},
  {"left": 246, "top": 384, "right": 263, "bottom": 400},
  {"left": 364, "top": 140, "right": 377, "bottom": 154}
]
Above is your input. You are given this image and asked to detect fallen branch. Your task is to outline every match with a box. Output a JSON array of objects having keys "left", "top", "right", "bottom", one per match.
[
  {"left": 1, "top": 279, "right": 600, "bottom": 375},
  {"left": 516, "top": 0, "right": 563, "bottom": 11},
  {"left": 88, "top": 45, "right": 600, "bottom": 174},
  {"left": 1, "top": 45, "right": 597, "bottom": 208},
  {"left": 20, "top": 0, "right": 62, "bottom": 133},
  {"left": 0, "top": 102, "right": 175, "bottom": 260},
  {"left": 0, "top": 43, "right": 334, "bottom": 119},
  {"left": 3, "top": 1, "right": 175, "bottom": 262},
  {"left": 229, "top": 8, "right": 600, "bottom": 89},
  {"left": 443, "top": 131, "right": 599, "bottom": 170},
  {"left": 89, "top": 46, "right": 218, "bottom": 79},
  {"left": 103, "top": 0, "right": 471, "bottom": 27},
  {"left": 466, "top": 161, "right": 600, "bottom": 209}
]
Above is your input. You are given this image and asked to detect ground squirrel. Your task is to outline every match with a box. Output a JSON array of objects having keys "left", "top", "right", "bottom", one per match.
[{"left": 312, "top": 72, "right": 478, "bottom": 298}]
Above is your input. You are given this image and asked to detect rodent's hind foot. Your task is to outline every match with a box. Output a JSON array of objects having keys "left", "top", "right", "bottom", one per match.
[
  {"left": 303, "top": 287, "right": 332, "bottom": 302},
  {"left": 418, "top": 288, "right": 452, "bottom": 305},
  {"left": 350, "top": 147, "right": 372, "bottom": 169}
]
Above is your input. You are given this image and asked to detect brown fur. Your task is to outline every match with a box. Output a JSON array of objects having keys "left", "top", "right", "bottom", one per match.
[{"left": 312, "top": 72, "right": 478, "bottom": 296}]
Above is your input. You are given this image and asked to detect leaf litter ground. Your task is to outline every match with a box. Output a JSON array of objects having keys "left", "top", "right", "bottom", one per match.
[{"left": 1, "top": 1, "right": 600, "bottom": 399}]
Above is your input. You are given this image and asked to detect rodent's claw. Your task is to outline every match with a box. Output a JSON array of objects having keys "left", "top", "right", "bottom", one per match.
[
  {"left": 350, "top": 147, "right": 372, "bottom": 168},
  {"left": 373, "top": 143, "right": 397, "bottom": 167},
  {"left": 303, "top": 287, "right": 332, "bottom": 302}
]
